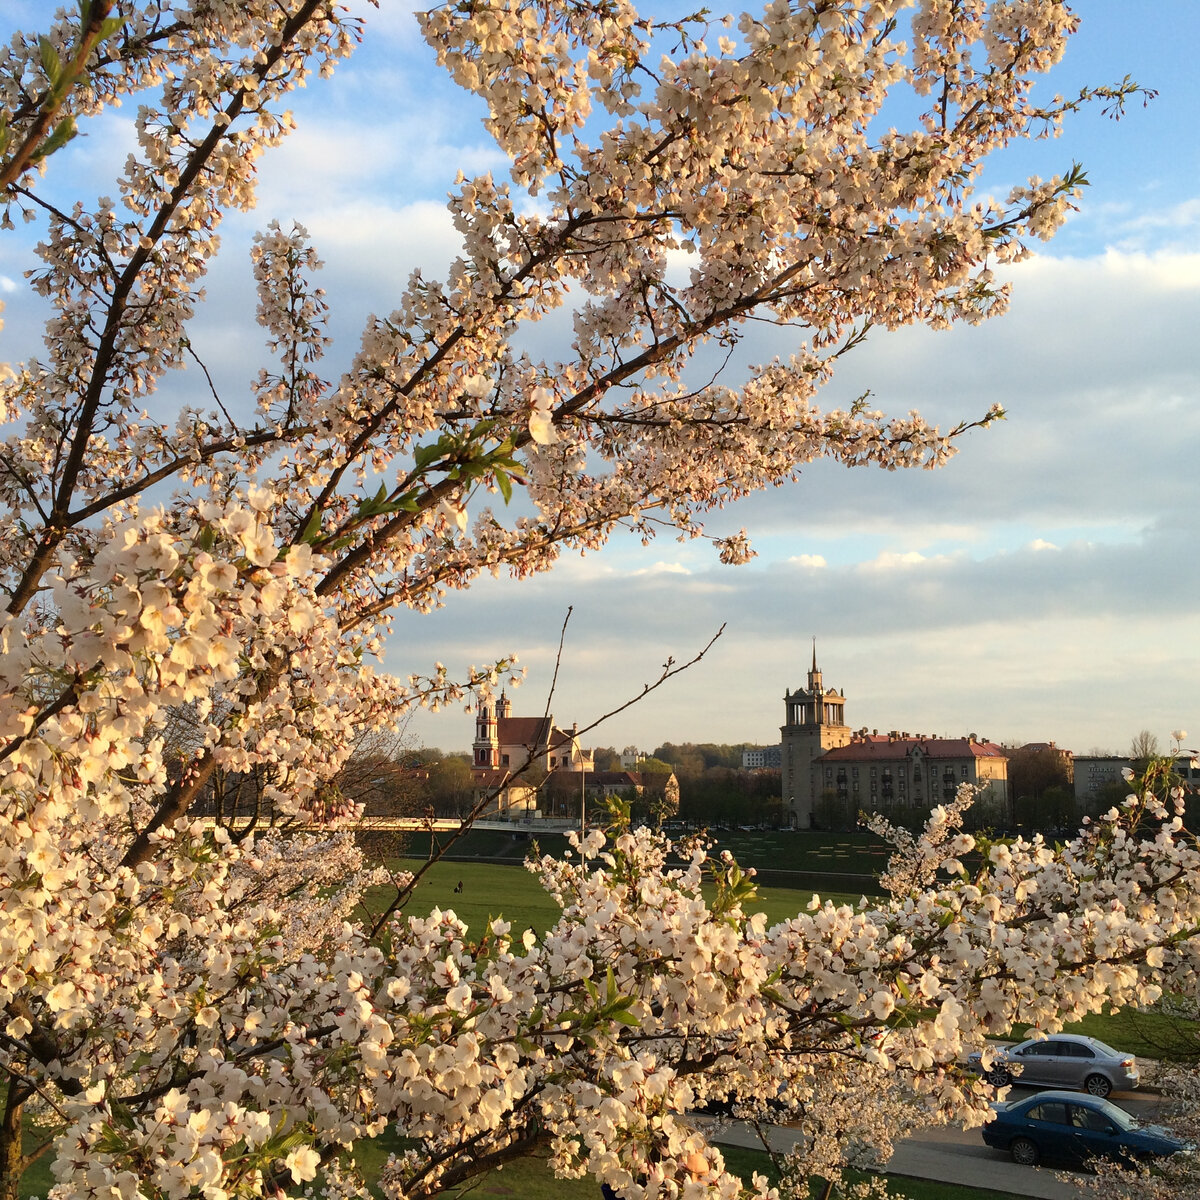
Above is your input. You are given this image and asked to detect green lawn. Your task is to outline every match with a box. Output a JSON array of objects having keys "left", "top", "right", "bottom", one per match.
[
  {"left": 378, "top": 858, "right": 1197, "bottom": 1060},
  {"left": 396, "top": 827, "right": 892, "bottom": 868},
  {"left": 371, "top": 856, "right": 862, "bottom": 938}
]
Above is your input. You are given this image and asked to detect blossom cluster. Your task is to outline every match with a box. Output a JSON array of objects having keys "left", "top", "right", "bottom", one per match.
[{"left": 0, "top": 1, "right": 1182, "bottom": 1197}]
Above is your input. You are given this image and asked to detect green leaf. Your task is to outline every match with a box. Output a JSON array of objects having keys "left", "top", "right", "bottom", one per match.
[
  {"left": 494, "top": 469, "right": 513, "bottom": 504},
  {"left": 39, "top": 37, "right": 62, "bottom": 85},
  {"left": 34, "top": 116, "right": 77, "bottom": 162},
  {"left": 413, "top": 439, "right": 446, "bottom": 472},
  {"left": 297, "top": 505, "right": 323, "bottom": 545}
]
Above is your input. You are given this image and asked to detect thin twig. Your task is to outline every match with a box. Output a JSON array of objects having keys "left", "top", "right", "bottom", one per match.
[
  {"left": 569, "top": 624, "right": 725, "bottom": 747},
  {"left": 539, "top": 606, "right": 573, "bottom": 736}
]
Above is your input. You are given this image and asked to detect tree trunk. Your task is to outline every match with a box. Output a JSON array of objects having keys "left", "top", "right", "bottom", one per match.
[{"left": 0, "top": 1083, "right": 28, "bottom": 1200}]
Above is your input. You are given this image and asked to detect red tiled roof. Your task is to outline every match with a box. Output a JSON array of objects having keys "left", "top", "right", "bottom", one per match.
[
  {"left": 581, "top": 770, "right": 641, "bottom": 785},
  {"left": 820, "top": 737, "right": 1005, "bottom": 762},
  {"left": 497, "top": 716, "right": 552, "bottom": 747}
]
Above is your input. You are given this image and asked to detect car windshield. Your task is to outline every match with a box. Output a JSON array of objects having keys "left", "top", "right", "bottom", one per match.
[{"left": 1088, "top": 1039, "right": 1120, "bottom": 1057}]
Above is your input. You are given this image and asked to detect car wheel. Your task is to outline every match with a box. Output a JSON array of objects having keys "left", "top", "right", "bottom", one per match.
[
  {"left": 986, "top": 1069, "right": 1012, "bottom": 1087},
  {"left": 1085, "top": 1074, "right": 1112, "bottom": 1097},
  {"left": 1010, "top": 1137, "right": 1039, "bottom": 1167}
]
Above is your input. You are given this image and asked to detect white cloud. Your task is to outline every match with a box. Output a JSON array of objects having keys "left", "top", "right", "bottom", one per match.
[
  {"left": 2, "top": 0, "right": 1196, "bottom": 767},
  {"left": 864, "top": 550, "right": 929, "bottom": 571},
  {"left": 630, "top": 562, "right": 692, "bottom": 577}
]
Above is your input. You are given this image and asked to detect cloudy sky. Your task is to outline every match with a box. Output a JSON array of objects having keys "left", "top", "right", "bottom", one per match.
[{"left": 3, "top": 1, "right": 1197, "bottom": 758}]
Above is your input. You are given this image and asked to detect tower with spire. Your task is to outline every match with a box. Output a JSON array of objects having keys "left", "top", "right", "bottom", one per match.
[{"left": 780, "top": 641, "right": 851, "bottom": 827}]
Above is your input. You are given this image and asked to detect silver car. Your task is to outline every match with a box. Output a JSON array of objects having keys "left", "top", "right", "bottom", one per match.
[{"left": 968, "top": 1034, "right": 1139, "bottom": 1097}]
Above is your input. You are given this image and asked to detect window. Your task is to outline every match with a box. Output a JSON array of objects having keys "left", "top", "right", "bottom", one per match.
[
  {"left": 501, "top": 754, "right": 510, "bottom": 766},
  {"left": 961, "top": 765, "right": 969, "bottom": 778},
  {"left": 1071, "top": 1106, "right": 1112, "bottom": 1133},
  {"left": 1028, "top": 1102, "right": 1071, "bottom": 1126},
  {"left": 1021, "top": 1042, "right": 1061, "bottom": 1057}
]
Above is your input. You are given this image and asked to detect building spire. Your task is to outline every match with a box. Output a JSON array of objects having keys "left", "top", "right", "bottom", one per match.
[{"left": 811, "top": 637, "right": 817, "bottom": 672}]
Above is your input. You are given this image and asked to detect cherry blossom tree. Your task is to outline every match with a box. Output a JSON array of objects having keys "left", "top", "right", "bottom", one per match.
[{"left": 0, "top": 2, "right": 1195, "bottom": 1199}]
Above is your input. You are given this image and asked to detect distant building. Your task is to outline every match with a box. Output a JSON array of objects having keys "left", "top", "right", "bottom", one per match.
[
  {"left": 469, "top": 771, "right": 540, "bottom": 817},
  {"left": 547, "top": 770, "right": 657, "bottom": 803},
  {"left": 779, "top": 647, "right": 1007, "bottom": 827},
  {"left": 1072, "top": 756, "right": 1130, "bottom": 799},
  {"left": 742, "top": 745, "right": 782, "bottom": 770},
  {"left": 816, "top": 733, "right": 1009, "bottom": 825},
  {"left": 1174, "top": 753, "right": 1200, "bottom": 793},
  {"left": 470, "top": 692, "right": 594, "bottom": 815},
  {"left": 1017, "top": 741, "right": 1075, "bottom": 784},
  {"left": 471, "top": 692, "right": 593, "bottom": 773}
]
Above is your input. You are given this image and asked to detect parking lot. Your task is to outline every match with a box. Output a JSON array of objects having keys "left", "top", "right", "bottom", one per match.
[{"left": 699, "top": 1087, "right": 1171, "bottom": 1199}]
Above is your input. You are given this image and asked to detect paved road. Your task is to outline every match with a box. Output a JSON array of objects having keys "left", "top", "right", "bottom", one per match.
[{"left": 700, "top": 1089, "right": 1171, "bottom": 1199}]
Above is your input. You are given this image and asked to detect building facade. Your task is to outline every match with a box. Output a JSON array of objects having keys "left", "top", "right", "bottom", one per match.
[
  {"left": 1072, "top": 756, "right": 1130, "bottom": 800},
  {"left": 742, "top": 745, "right": 782, "bottom": 770},
  {"left": 471, "top": 693, "right": 594, "bottom": 815},
  {"left": 815, "top": 733, "right": 1009, "bottom": 827},
  {"left": 780, "top": 649, "right": 1008, "bottom": 828},
  {"left": 472, "top": 692, "right": 593, "bottom": 774}
]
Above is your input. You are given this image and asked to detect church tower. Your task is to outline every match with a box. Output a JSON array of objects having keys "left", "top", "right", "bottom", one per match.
[
  {"left": 780, "top": 642, "right": 851, "bottom": 827},
  {"left": 473, "top": 697, "right": 500, "bottom": 768}
]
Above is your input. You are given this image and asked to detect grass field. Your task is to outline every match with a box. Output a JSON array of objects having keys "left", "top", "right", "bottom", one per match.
[
  {"left": 377, "top": 856, "right": 1199, "bottom": 1059},
  {"left": 375, "top": 855, "right": 864, "bottom": 937},
  {"left": 397, "top": 826, "right": 890, "bottom": 892}
]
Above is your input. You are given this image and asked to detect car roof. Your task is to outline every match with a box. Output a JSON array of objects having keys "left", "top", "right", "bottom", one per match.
[
  {"left": 1019, "top": 1033, "right": 1095, "bottom": 1043},
  {"left": 1014, "top": 1090, "right": 1116, "bottom": 1108}
]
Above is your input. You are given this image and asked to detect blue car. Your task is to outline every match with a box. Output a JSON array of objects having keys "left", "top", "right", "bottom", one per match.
[{"left": 982, "top": 1090, "right": 1184, "bottom": 1167}]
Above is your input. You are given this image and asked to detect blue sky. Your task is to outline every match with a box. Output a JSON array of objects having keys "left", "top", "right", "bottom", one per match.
[{"left": 2, "top": 1, "right": 1197, "bottom": 758}]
